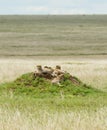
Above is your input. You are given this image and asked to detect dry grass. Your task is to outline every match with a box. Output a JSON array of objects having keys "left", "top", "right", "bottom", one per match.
[{"left": 0, "top": 107, "right": 107, "bottom": 130}]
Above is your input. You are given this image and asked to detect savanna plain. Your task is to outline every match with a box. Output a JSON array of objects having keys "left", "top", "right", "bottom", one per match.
[{"left": 0, "top": 15, "right": 107, "bottom": 130}]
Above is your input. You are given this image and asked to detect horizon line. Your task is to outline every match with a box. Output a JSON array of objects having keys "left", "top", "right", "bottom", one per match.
[{"left": 0, "top": 14, "right": 107, "bottom": 15}]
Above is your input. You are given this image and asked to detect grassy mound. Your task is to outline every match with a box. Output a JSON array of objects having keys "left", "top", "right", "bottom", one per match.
[{"left": 1, "top": 72, "right": 100, "bottom": 98}]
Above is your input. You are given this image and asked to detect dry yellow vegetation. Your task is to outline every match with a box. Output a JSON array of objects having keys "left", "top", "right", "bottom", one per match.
[{"left": 0, "top": 105, "right": 107, "bottom": 130}]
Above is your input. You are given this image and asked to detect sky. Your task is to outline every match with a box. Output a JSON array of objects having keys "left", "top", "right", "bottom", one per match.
[{"left": 0, "top": 0, "right": 107, "bottom": 14}]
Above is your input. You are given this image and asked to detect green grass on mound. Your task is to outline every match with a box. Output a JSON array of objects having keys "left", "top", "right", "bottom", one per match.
[
  {"left": 0, "top": 72, "right": 100, "bottom": 98},
  {"left": 0, "top": 72, "right": 107, "bottom": 112}
]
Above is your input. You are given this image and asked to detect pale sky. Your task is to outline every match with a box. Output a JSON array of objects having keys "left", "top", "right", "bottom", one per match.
[{"left": 0, "top": 0, "right": 107, "bottom": 14}]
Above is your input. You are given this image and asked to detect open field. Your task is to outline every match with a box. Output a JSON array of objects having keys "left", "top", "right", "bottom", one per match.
[
  {"left": 0, "top": 15, "right": 107, "bottom": 57},
  {"left": 0, "top": 15, "right": 107, "bottom": 130}
]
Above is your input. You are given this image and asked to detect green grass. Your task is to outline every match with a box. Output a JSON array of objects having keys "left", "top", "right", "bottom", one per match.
[
  {"left": 0, "top": 72, "right": 106, "bottom": 113},
  {"left": 0, "top": 72, "right": 100, "bottom": 97}
]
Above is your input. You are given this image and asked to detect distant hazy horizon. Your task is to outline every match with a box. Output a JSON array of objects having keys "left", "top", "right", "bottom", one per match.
[{"left": 0, "top": 0, "right": 107, "bottom": 15}]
